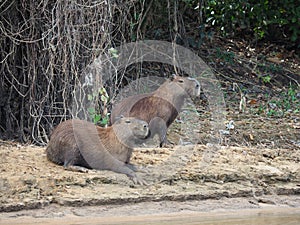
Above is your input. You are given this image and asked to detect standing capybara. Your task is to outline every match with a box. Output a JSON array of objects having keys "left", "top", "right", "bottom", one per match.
[
  {"left": 110, "top": 75, "right": 200, "bottom": 146},
  {"left": 46, "top": 117, "right": 149, "bottom": 184}
]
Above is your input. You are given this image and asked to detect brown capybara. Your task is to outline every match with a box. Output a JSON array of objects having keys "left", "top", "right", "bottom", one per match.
[
  {"left": 110, "top": 75, "right": 200, "bottom": 146},
  {"left": 46, "top": 117, "right": 149, "bottom": 185}
]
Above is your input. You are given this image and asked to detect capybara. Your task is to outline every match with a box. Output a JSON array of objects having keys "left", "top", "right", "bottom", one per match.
[
  {"left": 46, "top": 117, "right": 149, "bottom": 184},
  {"left": 110, "top": 75, "right": 200, "bottom": 146}
]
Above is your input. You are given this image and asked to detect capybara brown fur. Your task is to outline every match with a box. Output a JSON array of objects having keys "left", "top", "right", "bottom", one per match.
[
  {"left": 110, "top": 75, "right": 200, "bottom": 146},
  {"left": 46, "top": 117, "right": 149, "bottom": 184}
]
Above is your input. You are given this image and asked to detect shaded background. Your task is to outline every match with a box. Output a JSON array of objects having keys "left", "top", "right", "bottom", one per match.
[{"left": 0, "top": 0, "right": 299, "bottom": 145}]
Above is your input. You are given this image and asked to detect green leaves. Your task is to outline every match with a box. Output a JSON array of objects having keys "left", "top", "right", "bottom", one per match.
[
  {"left": 108, "top": 47, "right": 119, "bottom": 59},
  {"left": 87, "top": 87, "right": 110, "bottom": 126},
  {"left": 99, "top": 87, "right": 109, "bottom": 104},
  {"left": 255, "top": 86, "right": 300, "bottom": 117},
  {"left": 205, "top": 0, "right": 299, "bottom": 42},
  {"left": 261, "top": 75, "right": 271, "bottom": 84}
]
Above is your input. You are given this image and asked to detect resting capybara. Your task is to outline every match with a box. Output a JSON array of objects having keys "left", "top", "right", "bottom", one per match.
[
  {"left": 46, "top": 117, "right": 149, "bottom": 184},
  {"left": 110, "top": 75, "right": 200, "bottom": 146}
]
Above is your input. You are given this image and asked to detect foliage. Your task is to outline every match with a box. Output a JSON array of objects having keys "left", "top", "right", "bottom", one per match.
[
  {"left": 0, "top": 0, "right": 298, "bottom": 145},
  {"left": 254, "top": 86, "right": 300, "bottom": 117},
  {"left": 216, "top": 48, "right": 235, "bottom": 64},
  {"left": 88, "top": 88, "right": 110, "bottom": 126},
  {"left": 204, "top": 0, "right": 300, "bottom": 43},
  {"left": 256, "top": 63, "right": 284, "bottom": 84}
]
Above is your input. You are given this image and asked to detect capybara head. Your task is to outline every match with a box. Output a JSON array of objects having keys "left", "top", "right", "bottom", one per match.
[
  {"left": 113, "top": 116, "right": 149, "bottom": 139},
  {"left": 171, "top": 74, "right": 201, "bottom": 97}
]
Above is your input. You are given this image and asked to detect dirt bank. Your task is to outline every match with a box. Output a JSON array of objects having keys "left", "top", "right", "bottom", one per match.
[{"left": 0, "top": 140, "right": 299, "bottom": 213}]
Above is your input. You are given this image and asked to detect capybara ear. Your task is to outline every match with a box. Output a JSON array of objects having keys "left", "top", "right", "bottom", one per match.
[
  {"left": 170, "top": 74, "right": 177, "bottom": 81},
  {"left": 171, "top": 74, "right": 184, "bottom": 83},
  {"left": 114, "top": 115, "right": 124, "bottom": 123}
]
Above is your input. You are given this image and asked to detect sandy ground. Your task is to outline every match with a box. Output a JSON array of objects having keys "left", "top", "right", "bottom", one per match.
[{"left": 0, "top": 139, "right": 299, "bottom": 222}]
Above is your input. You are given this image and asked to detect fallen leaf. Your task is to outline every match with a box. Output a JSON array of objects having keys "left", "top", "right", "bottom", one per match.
[{"left": 248, "top": 99, "right": 258, "bottom": 105}]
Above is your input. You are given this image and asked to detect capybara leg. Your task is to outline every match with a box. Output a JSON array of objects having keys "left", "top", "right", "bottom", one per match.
[
  {"left": 109, "top": 162, "right": 147, "bottom": 185},
  {"left": 159, "top": 130, "right": 167, "bottom": 147},
  {"left": 125, "top": 163, "right": 138, "bottom": 172},
  {"left": 130, "top": 175, "right": 148, "bottom": 186},
  {"left": 63, "top": 157, "right": 89, "bottom": 173},
  {"left": 126, "top": 163, "right": 149, "bottom": 173},
  {"left": 64, "top": 164, "right": 89, "bottom": 173},
  {"left": 149, "top": 117, "right": 167, "bottom": 148}
]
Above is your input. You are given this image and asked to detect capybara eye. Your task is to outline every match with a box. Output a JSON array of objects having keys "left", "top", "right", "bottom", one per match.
[
  {"left": 196, "top": 84, "right": 200, "bottom": 88},
  {"left": 143, "top": 124, "right": 148, "bottom": 128}
]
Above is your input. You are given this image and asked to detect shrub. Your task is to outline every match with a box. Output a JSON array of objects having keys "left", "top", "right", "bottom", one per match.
[{"left": 205, "top": 0, "right": 300, "bottom": 43}]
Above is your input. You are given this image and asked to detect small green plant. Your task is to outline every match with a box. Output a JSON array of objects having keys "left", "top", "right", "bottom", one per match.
[
  {"left": 253, "top": 85, "right": 299, "bottom": 117},
  {"left": 267, "top": 108, "right": 284, "bottom": 117},
  {"left": 257, "top": 103, "right": 265, "bottom": 114},
  {"left": 216, "top": 48, "right": 235, "bottom": 64},
  {"left": 108, "top": 48, "right": 119, "bottom": 59},
  {"left": 87, "top": 107, "right": 101, "bottom": 124},
  {"left": 266, "top": 109, "right": 277, "bottom": 117},
  {"left": 87, "top": 87, "right": 110, "bottom": 126},
  {"left": 287, "top": 86, "right": 297, "bottom": 102},
  {"left": 260, "top": 74, "right": 271, "bottom": 83},
  {"left": 256, "top": 63, "right": 285, "bottom": 85}
]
